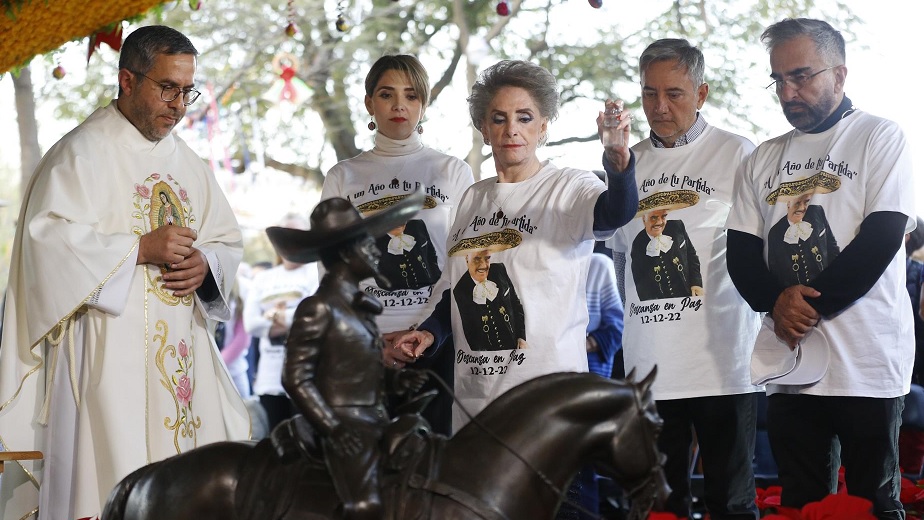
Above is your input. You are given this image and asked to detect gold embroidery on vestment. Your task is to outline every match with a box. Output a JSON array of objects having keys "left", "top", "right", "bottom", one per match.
[{"left": 153, "top": 320, "right": 201, "bottom": 453}]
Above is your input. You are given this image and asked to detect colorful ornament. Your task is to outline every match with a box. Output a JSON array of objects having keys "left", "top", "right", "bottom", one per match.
[
  {"left": 588, "top": 0, "right": 602, "bottom": 7},
  {"left": 87, "top": 24, "right": 123, "bottom": 63},
  {"left": 284, "top": 0, "right": 299, "bottom": 37},
  {"left": 188, "top": 0, "right": 202, "bottom": 10},
  {"left": 263, "top": 52, "right": 313, "bottom": 106},
  {"left": 52, "top": 65, "right": 66, "bottom": 80},
  {"left": 334, "top": 0, "right": 350, "bottom": 32},
  {"left": 496, "top": 1, "right": 509, "bottom": 16}
]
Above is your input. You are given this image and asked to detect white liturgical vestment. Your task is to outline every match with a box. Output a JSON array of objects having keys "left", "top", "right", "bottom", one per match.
[{"left": 0, "top": 102, "right": 251, "bottom": 520}]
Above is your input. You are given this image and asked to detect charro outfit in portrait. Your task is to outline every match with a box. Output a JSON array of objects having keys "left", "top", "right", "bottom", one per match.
[
  {"left": 453, "top": 262, "right": 526, "bottom": 351},
  {"left": 374, "top": 219, "right": 441, "bottom": 291},
  {"left": 631, "top": 219, "right": 702, "bottom": 301},
  {"left": 0, "top": 102, "right": 250, "bottom": 520},
  {"left": 768, "top": 204, "right": 839, "bottom": 287}
]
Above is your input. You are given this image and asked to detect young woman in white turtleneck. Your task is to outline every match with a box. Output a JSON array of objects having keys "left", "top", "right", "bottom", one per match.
[{"left": 319, "top": 56, "right": 473, "bottom": 426}]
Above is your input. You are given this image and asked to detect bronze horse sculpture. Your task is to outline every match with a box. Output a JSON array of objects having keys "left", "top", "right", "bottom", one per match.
[{"left": 102, "top": 369, "right": 667, "bottom": 520}]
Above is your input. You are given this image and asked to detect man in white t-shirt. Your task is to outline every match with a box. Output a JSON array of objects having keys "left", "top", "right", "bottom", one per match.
[
  {"left": 608, "top": 38, "right": 762, "bottom": 519},
  {"left": 726, "top": 18, "right": 914, "bottom": 519}
]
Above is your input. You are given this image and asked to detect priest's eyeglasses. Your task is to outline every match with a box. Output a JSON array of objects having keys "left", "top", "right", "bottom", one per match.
[
  {"left": 765, "top": 66, "right": 837, "bottom": 92},
  {"left": 132, "top": 71, "right": 202, "bottom": 106}
]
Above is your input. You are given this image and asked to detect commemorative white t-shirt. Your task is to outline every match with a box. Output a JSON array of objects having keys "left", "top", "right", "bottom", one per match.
[
  {"left": 322, "top": 143, "right": 473, "bottom": 334},
  {"left": 610, "top": 125, "right": 762, "bottom": 400},
  {"left": 727, "top": 110, "right": 915, "bottom": 397},
  {"left": 445, "top": 161, "right": 608, "bottom": 430}
]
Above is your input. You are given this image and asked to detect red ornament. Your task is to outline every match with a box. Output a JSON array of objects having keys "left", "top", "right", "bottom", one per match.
[
  {"left": 87, "top": 24, "right": 123, "bottom": 63},
  {"left": 52, "top": 66, "right": 66, "bottom": 80},
  {"left": 588, "top": 0, "right": 602, "bottom": 7},
  {"left": 496, "top": 1, "right": 509, "bottom": 15},
  {"left": 285, "top": 23, "right": 298, "bottom": 37}
]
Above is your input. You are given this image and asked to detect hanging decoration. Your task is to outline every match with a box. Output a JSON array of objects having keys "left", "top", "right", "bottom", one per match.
[
  {"left": 334, "top": 0, "right": 349, "bottom": 32},
  {"left": 0, "top": 0, "right": 165, "bottom": 74},
  {"left": 188, "top": 0, "right": 201, "bottom": 9},
  {"left": 284, "top": 0, "right": 298, "bottom": 37},
  {"left": 588, "top": 0, "right": 602, "bottom": 7},
  {"left": 52, "top": 64, "right": 66, "bottom": 79},
  {"left": 262, "top": 52, "right": 312, "bottom": 106},
  {"left": 495, "top": 0, "right": 509, "bottom": 16},
  {"left": 86, "top": 23, "right": 123, "bottom": 63}
]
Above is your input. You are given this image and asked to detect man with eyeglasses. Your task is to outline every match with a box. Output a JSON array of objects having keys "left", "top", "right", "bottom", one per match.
[
  {"left": 0, "top": 25, "right": 249, "bottom": 520},
  {"left": 727, "top": 18, "right": 914, "bottom": 519}
]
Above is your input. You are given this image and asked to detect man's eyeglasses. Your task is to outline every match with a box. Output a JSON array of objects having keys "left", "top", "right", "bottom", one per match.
[
  {"left": 132, "top": 71, "right": 201, "bottom": 106},
  {"left": 765, "top": 66, "right": 837, "bottom": 92}
]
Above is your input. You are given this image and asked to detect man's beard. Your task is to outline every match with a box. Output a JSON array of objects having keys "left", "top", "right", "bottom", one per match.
[{"left": 782, "top": 91, "right": 838, "bottom": 132}]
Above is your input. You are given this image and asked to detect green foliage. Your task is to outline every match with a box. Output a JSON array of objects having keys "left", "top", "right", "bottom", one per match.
[{"left": 36, "top": 0, "right": 860, "bottom": 173}]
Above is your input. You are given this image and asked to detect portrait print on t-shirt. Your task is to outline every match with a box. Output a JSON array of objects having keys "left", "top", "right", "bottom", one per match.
[
  {"left": 766, "top": 171, "right": 841, "bottom": 287},
  {"left": 357, "top": 195, "right": 442, "bottom": 291},
  {"left": 630, "top": 190, "right": 703, "bottom": 301},
  {"left": 450, "top": 228, "right": 527, "bottom": 351}
]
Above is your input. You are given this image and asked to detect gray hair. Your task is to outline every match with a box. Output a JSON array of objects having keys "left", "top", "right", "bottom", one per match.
[
  {"left": 468, "top": 60, "right": 560, "bottom": 132},
  {"left": 760, "top": 18, "right": 845, "bottom": 66},
  {"left": 639, "top": 38, "right": 705, "bottom": 86},
  {"left": 118, "top": 25, "right": 198, "bottom": 95}
]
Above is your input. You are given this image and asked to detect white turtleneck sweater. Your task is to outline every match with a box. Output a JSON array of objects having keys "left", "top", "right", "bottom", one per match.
[{"left": 320, "top": 131, "right": 474, "bottom": 333}]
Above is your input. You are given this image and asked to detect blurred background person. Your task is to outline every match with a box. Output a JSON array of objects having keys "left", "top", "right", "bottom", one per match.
[
  {"left": 581, "top": 242, "right": 625, "bottom": 516},
  {"left": 243, "top": 214, "right": 319, "bottom": 433}
]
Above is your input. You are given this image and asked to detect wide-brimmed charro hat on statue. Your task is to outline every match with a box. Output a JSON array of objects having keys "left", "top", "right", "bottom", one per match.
[{"left": 266, "top": 188, "right": 425, "bottom": 264}]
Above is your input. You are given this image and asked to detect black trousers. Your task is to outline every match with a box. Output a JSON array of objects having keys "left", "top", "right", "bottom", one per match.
[
  {"left": 768, "top": 393, "right": 905, "bottom": 520},
  {"left": 260, "top": 393, "right": 296, "bottom": 433},
  {"left": 657, "top": 393, "right": 759, "bottom": 520}
]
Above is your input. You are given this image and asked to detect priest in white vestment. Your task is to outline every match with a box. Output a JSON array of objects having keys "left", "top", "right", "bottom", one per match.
[{"left": 0, "top": 25, "right": 250, "bottom": 520}]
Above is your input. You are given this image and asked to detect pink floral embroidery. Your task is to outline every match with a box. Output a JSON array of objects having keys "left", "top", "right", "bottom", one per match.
[
  {"left": 176, "top": 375, "right": 192, "bottom": 408},
  {"left": 179, "top": 188, "right": 188, "bottom": 202},
  {"left": 178, "top": 339, "right": 189, "bottom": 359},
  {"left": 135, "top": 183, "right": 151, "bottom": 198},
  {"left": 150, "top": 173, "right": 161, "bottom": 180}
]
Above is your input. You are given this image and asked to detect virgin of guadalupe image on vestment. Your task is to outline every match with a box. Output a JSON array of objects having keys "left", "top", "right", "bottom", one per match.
[
  {"left": 141, "top": 179, "right": 193, "bottom": 302},
  {"left": 630, "top": 189, "right": 703, "bottom": 301},
  {"left": 150, "top": 181, "right": 186, "bottom": 229},
  {"left": 766, "top": 171, "right": 841, "bottom": 287},
  {"left": 450, "top": 228, "right": 527, "bottom": 351}
]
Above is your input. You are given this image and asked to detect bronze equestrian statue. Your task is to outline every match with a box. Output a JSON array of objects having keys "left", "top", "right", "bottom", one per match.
[{"left": 102, "top": 190, "right": 669, "bottom": 520}]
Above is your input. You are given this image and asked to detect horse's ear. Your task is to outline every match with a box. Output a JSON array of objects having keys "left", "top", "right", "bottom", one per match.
[
  {"left": 639, "top": 366, "right": 658, "bottom": 392},
  {"left": 625, "top": 368, "right": 637, "bottom": 383}
]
